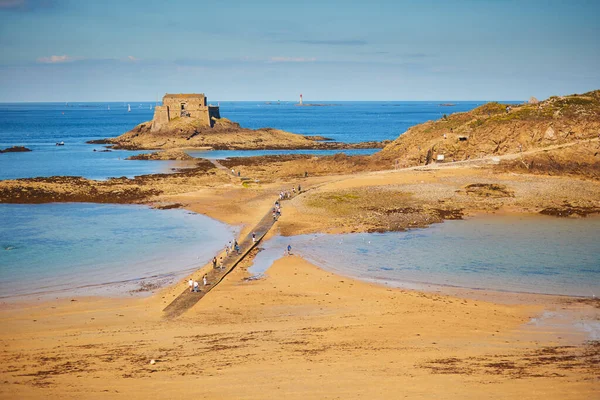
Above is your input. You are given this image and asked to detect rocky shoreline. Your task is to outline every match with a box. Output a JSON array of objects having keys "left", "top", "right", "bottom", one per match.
[
  {"left": 87, "top": 117, "right": 388, "bottom": 151},
  {"left": 0, "top": 159, "right": 224, "bottom": 204},
  {"left": 125, "top": 149, "right": 194, "bottom": 161},
  {"left": 2, "top": 155, "right": 598, "bottom": 235}
]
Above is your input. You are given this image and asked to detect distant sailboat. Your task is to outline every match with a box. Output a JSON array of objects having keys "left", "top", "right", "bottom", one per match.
[{"left": 127, "top": 104, "right": 131, "bottom": 112}]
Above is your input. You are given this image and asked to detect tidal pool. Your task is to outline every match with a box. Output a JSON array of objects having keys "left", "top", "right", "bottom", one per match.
[
  {"left": 0, "top": 203, "right": 237, "bottom": 298},
  {"left": 250, "top": 215, "right": 600, "bottom": 297}
]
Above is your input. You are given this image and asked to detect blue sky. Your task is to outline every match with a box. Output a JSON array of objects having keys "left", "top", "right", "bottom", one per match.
[{"left": 0, "top": 0, "right": 598, "bottom": 101}]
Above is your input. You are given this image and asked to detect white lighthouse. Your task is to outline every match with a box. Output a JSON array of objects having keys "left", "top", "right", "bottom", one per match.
[{"left": 299, "top": 93, "right": 303, "bottom": 105}]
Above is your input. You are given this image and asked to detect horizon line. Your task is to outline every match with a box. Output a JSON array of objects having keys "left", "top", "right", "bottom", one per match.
[{"left": 0, "top": 99, "right": 525, "bottom": 104}]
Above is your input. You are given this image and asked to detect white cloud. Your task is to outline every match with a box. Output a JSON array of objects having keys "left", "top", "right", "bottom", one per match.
[
  {"left": 268, "top": 56, "right": 316, "bottom": 63},
  {"left": 36, "top": 55, "right": 75, "bottom": 64}
]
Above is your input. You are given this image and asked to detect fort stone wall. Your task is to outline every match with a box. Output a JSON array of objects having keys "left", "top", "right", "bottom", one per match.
[
  {"left": 151, "top": 105, "right": 170, "bottom": 132},
  {"left": 150, "top": 93, "right": 219, "bottom": 131}
]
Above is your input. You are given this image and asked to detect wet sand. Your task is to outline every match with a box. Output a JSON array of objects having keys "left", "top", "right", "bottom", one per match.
[{"left": 1, "top": 254, "right": 598, "bottom": 399}]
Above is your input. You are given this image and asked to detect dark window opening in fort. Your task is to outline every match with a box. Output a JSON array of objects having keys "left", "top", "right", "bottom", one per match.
[{"left": 180, "top": 102, "right": 190, "bottom": 117}]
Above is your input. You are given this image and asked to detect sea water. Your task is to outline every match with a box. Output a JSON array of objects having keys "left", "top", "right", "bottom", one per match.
[
  {"left": 0, "top": 101, "right": 491, "bottom": 180},
  {"left": 249, "top": 215, "right": 600, "bottom": 297},
  {"left": 218, "top": 101, "right": 490, "bottom": 143},
  {"left": 0, "top": 203, "right": 237, "bottom": 299},
  {"left": 0, "top": 103, "right": 173, "bottom": 180},
  {"left": 186, "top": 148, "right": 379, "bottom": 159}
]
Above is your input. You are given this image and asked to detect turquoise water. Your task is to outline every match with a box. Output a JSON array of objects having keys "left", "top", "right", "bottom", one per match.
[
  {"left": 0, "top": 146, "right": 178, "bottom": 181},
  {"left": 250, "top": 216, "right": 600, "bottom": 297},
  {"left": 0, "top": 203, "right": 237, "bottom": 298}
]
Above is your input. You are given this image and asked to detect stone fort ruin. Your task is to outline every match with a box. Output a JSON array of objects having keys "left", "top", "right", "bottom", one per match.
[{"left": 151, "top": 93, "right": 220, "bottom": 132}]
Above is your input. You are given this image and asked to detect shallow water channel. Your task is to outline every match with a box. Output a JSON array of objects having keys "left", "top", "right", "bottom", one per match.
[{"left": 250, "top": 215, "right": 600, "bottom": 297}]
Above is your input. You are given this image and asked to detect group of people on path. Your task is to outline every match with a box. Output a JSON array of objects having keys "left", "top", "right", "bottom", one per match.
[
  {"left": 187, "top": 187, "right": 304, "bottom": 295},
  {"left": 225, "top": 238, "right": 241, "bottom": 256},
  {"left": 188, "top": 274, "right": 208, "bottom": 293},
  {"left": 278, "top": 185, "right": 301, "bottom": 201}
]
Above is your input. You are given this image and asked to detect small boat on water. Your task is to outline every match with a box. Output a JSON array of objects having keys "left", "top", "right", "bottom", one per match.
[
  {"left": 127, "top": 104, "right": 131, "bottom": 112},
  {"left": 56, "top": 141, "right": 65, "bottom": 146}
]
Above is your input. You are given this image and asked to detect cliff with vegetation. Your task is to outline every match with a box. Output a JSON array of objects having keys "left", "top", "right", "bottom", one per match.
[
  {"left": 92, "top": 117, "right": 385, "bottom": 151},
  {"left": 376, "top": 90, "right": 600, "bottom": 175}
]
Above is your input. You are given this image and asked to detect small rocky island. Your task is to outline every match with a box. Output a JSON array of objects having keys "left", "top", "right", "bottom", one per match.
[
  {"left": 89, "top": 93, "right": 386, "bottom": 151},
  {"left": 0, "top": 146, "right": 32, "bottom": 153}
]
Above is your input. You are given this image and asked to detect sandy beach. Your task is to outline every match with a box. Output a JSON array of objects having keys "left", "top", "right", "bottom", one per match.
[{"left": 1, "top": 252, "right": 598, "bottom": 399}]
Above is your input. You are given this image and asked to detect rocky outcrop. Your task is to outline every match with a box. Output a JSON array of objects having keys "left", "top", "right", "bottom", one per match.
[
  {"left": 375, "top": 89, "right": 600, "bottom": 169},
  {"left": 125, "top": 149, "right": 194, "bottom": 161},
  {"left": 91, "top": 117, "right": 387, "bottom": 151},
  {"left": 0, "top": 146, "right": 32, "bottom": 153},
  {"left": 0, "top": 159, "right": 227, "bottom": 204},
  {"left": 0, "top": 176, "right": 161, "bottom": 204},
  {"left": 494, "top": 141, "right": 600, "bottom": 180}
]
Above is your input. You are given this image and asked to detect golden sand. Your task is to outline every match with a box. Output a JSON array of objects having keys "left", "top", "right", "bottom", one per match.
[
  {"left": 1, "top": 164, "right": 599, "bottom": 399},
  {"left": 1, "top": 251, "right": 599, "bottom": 399}
]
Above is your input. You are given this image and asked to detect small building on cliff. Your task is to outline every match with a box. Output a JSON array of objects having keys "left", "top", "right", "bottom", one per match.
[{"left": 151, "top": 93, "right": 220, "bottom": 131}]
